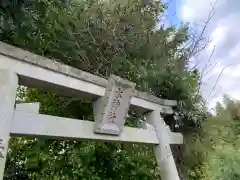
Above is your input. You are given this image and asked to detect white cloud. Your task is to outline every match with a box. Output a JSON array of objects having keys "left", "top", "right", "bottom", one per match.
[
  {"left": 179, "top": 0, "right": 221, "bottom": 22},
  {"left": 178, "top": 0, "right": 240, "bottom": 109},
  {"left": 207, "top": 25, "right": 227, "bottom": 52}
]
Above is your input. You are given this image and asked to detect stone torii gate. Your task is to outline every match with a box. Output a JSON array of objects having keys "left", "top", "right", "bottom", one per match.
[{"left": 0, "top": 42, "right": 183, "bottom": 180}]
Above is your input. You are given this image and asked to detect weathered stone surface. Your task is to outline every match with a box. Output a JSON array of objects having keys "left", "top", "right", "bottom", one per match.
[
  {"left": 15, "top": 102, "right": 40, "bottom": 114},
  {"left": 93, "top": 75, "right": 136, "bottom": 135},
  {"left": 145, "top": 110, "right": 180, "bottom": 180},
  {"left": 0, "top": 70, "right": 18, "bottom": 180},
  {"left": 11, "top": 111, "right": 160, "bottom": 144},
  {"left": 141, "top": 120, "right": 183, "bottom": 144}
]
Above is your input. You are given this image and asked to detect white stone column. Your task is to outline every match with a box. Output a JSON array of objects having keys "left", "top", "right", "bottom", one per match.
[
  {"left": 0, "top": 70, "right": 18, "bottom": 180},
  {"left": 145, "top": 110, "right": 180, "bottom": 180}
]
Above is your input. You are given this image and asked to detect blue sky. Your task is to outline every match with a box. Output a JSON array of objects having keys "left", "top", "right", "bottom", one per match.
[{"left": 164, "top": 0, "right": 181, "bottom": 26}]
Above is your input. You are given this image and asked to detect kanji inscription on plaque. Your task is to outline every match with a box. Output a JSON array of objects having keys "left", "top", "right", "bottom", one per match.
[{"left": 93, "top": 75, "right": 136, "bottom": 135}]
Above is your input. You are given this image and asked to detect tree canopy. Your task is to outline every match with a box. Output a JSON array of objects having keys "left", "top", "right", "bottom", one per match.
[{"left": 0, "top": 0, "right": 222, "bottom": 179}]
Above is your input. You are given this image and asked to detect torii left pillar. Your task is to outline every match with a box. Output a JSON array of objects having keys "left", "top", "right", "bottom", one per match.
[{"left": 0, "top": 70, "right": 18, "bottom": 180}]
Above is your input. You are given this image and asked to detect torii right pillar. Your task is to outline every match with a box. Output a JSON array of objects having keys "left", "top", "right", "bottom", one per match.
[{"left": 145, "top": 110, "right": 180, "bottom": 180}]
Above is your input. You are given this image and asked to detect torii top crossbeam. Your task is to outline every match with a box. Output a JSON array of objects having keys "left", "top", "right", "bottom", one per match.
[{"left": 0, "top": 42, "right": 176, "bottom": 113}]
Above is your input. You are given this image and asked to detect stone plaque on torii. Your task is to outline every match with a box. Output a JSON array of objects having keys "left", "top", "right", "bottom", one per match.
[
  {"left": 0, "top": 42, "right": 183, "bottom": 180},
  {"left": 93, "top": 75, "right": 136, "bottom": 135}
]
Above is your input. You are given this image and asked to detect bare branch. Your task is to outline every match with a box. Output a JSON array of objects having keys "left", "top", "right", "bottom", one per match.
[
  {"left": 207, "top": 64, "right": 232, "bottom": 100},
  {"left": 186, "top": 4, "right": 216, "bottom": 65},
  {"left": 208, "top": 85, "right": 222, "bottom": 103},
  {"left": 193, "top": 46, "right": 216, "bottom": 103}
]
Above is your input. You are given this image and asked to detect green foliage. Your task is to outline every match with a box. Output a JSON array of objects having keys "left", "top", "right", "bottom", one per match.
[
  {"left": 207, "top": 150, "right": 240, "bottom": 180},
  {"left": 186, "top": 95, "right": 240, "bottom": 180},
  {"left": 0, "top": 0, "right": 206, "bottom": 179}
]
